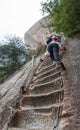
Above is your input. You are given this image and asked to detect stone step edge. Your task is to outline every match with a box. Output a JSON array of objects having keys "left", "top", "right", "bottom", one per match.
[
  {"left": 37, "top": 66, "right": 61, "bottom": 78},
  {"left": 39, "top": 62, "right": 55, "bottom": 72},
  {"left": 36, "top": 71, "right": 61, "bottom": 83},
  {"left": 31, "top": 77, "right": 62, "bottom": 88},
  {"left": 24, "top": 88, "right": 64, "bottom": 97},
  {"left": 33, "top": 112, "right": 53, "bottom": 116},
  {"left": 20, "top": 103, "right": 63, "bottom": 110},
  {"left": 8, "top": 128, "right": 53, "bottom": 130}
]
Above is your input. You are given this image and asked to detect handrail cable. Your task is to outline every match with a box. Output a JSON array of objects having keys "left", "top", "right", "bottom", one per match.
[{"left": 53, "top": 76, "right": 63, "bottom": 130}]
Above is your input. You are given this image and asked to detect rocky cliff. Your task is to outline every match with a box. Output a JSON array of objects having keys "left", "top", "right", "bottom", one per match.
[
  {"left": 0, "top": 15, "right": 80, "bottom": 129},
  {"left": 59, "top": 38, "right": 80, "bottom": 130},
  {"left": 1, "top": 38, "right": 80, "bottom": 130},
  {"left": 24, "top": 16, "right": 53, "bottom": 49},
  {"left": 0, "top": 56, "right": 42, "bottom": 129}
]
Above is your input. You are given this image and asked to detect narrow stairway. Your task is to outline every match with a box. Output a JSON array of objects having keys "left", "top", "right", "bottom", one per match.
[{"left": 8, "top": 57, "right": 64, "bottom": 130}]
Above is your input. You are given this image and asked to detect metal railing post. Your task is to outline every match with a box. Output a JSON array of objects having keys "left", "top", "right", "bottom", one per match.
[{"left": 32, "top": 55, "right": 36, "bottom": 67}]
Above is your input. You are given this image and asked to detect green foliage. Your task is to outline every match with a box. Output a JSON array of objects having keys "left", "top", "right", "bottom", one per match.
[
  {"left": 0, "top": 40, "right": 46, "bottom": 81},
  {"left": 27, "top": 44, "right": 46, "bottom": 61},
  {"left": 41, "top": 0, "right": 80, "bottom": 37},
  {"left": 0, "top": 67, "right": 8, "bottom": 82},
  {"left": 0, "top": 35, "right": 29, "bottom": 81}
]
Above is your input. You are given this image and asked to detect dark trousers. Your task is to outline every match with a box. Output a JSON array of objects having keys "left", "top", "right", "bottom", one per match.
[
  {"left": 48, "top": 43, "right": 66, "bottom": 71},
  {"left": 48, "top": 43, "right": 59, "bottom": 61}
]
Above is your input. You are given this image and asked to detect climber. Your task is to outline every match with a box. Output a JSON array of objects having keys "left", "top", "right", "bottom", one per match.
[{"left": 45, "top": 34, "right": 66, "bottom": 72}]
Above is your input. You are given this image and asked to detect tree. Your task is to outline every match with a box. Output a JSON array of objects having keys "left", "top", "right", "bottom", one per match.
[
  {"left": 0, "top": 35, "right": 28, "bottom": 70},
  {"left": 41, "top": 0, "right": 80, "bottom": 37}
]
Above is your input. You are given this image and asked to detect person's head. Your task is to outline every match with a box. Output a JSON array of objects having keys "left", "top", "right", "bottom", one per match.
[
  {"left": 51, "top": 35, "right": 58, "bottom": 41},
  {"left": 52, "top": 34, "right": 61, "bottom": 42}
]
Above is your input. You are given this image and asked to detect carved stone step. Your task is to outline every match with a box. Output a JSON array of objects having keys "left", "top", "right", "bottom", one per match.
[
  {"left": 43, "top": 58, "right": 52, "bottom": 64},
  {"left": 9, "top": 128, "right": 53, "bottom": 130},
  {"left": 41, "top": 61, "right": 52, "bottom": 67},
  {"left": 37, "top": 66, "right": 61, "bottom": 79},
  {"left": 20, "top": 105, "right": 63, "bottom": 116},
  {"left": 9, "top": 110, "right": 54, "bottom": 129},
  {"left": 19, "top": 103, "right": 63, "bottom": 110},
  {"left": 37, "top": 64, "right": 56, "bottom": 75},
  {"left": 30, "top": 77, "right": 63, "bottom": 95},
  {"left": 35, "top": 71, "right": 61, "bottom": 85},
  {"left": 9, "top": 128, "right": 26, "bottom": 130},
  {"left": 41, "top": 59, "right": 53, "bottom": 67},
  {"left": 26, "top": 88, "right": 63, "bottom": 97},
  {"left": 22, "top": 91, "right": 64, "bottom": 108},
  {"left": 33, "top": 107, "right": 57, "bottom": 115}
]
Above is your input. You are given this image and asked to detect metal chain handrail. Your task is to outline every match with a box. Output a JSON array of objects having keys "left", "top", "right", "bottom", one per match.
[{"left": 53, "top": 77, "right": 63, "bottom": 130}]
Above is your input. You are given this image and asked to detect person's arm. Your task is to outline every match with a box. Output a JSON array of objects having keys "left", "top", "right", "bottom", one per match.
[
  {"left": 43, "top": 50, "right": 50, "bottom": 60},
  {"left": 57, "top": 42, "right": 63, "bottom": 50},
  {"left": 40, "top": 50, "right": 50, "bottom": 63}
]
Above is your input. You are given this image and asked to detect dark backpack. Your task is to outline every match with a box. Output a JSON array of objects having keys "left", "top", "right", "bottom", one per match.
[{"left": 45, "top": 36, "right": 52, "bottom": 44}]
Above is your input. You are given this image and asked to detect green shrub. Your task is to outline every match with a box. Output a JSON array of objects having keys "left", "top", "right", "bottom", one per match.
[
  {"left": 27, "top": 44, "right": 46, "bottom": 61},
  {"left": 41, "top": 0, "right": 80, "bottom": 37}
]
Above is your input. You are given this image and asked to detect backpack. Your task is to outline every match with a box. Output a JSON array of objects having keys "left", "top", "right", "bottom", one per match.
[{"left": 45, "top": 36, "right": 52, "bottom": 44}]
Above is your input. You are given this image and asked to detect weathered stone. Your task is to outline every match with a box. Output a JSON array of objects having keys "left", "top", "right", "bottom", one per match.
[
  {"left": 24, "top": 17, "right": 53, "bottom": 49},
  {"left": 58, "top": 38, "right": 80, "bottom": 130},
  {"left": 0, "top": 56, "right": 41, "bottom": 129}
]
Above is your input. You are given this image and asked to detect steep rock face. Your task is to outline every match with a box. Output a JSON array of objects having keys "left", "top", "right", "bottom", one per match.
[
  {"left": 0, "top": 56, "right": 41, "bottom": 129},
  {"left": 0, "top": 38, "right": 80, "bottom": 130},
  {"left": 24, "top": 33, "right": 38, "bottom": 49},
  {"left": 58, "top": 38, "right": 80, "bottom": 130},
  {"left": 24, "top": 17, "right": 53, "bottom": 49}
]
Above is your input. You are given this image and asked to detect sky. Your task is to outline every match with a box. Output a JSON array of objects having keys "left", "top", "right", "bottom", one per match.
[{"left": 0, "top": 0, "right": 46, "bottom": 40}]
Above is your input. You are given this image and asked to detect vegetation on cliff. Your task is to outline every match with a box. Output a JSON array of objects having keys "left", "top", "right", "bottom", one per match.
[
  {"left": 0, "top": 35, "right": 46, "bottom": 82},
  {"left": 0, "top": 35, "right": 29, "bottom": 81},
  {"left": 27, "top": 43, "right": 46, "bottom": 61},
  {"left": 41, "top": 0, "right": 80, "bottom": 37}
]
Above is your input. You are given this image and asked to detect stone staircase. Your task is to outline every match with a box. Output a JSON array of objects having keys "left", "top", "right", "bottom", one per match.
[{"left": 8, "top": 58, "right": 64, "bottom": 130}]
